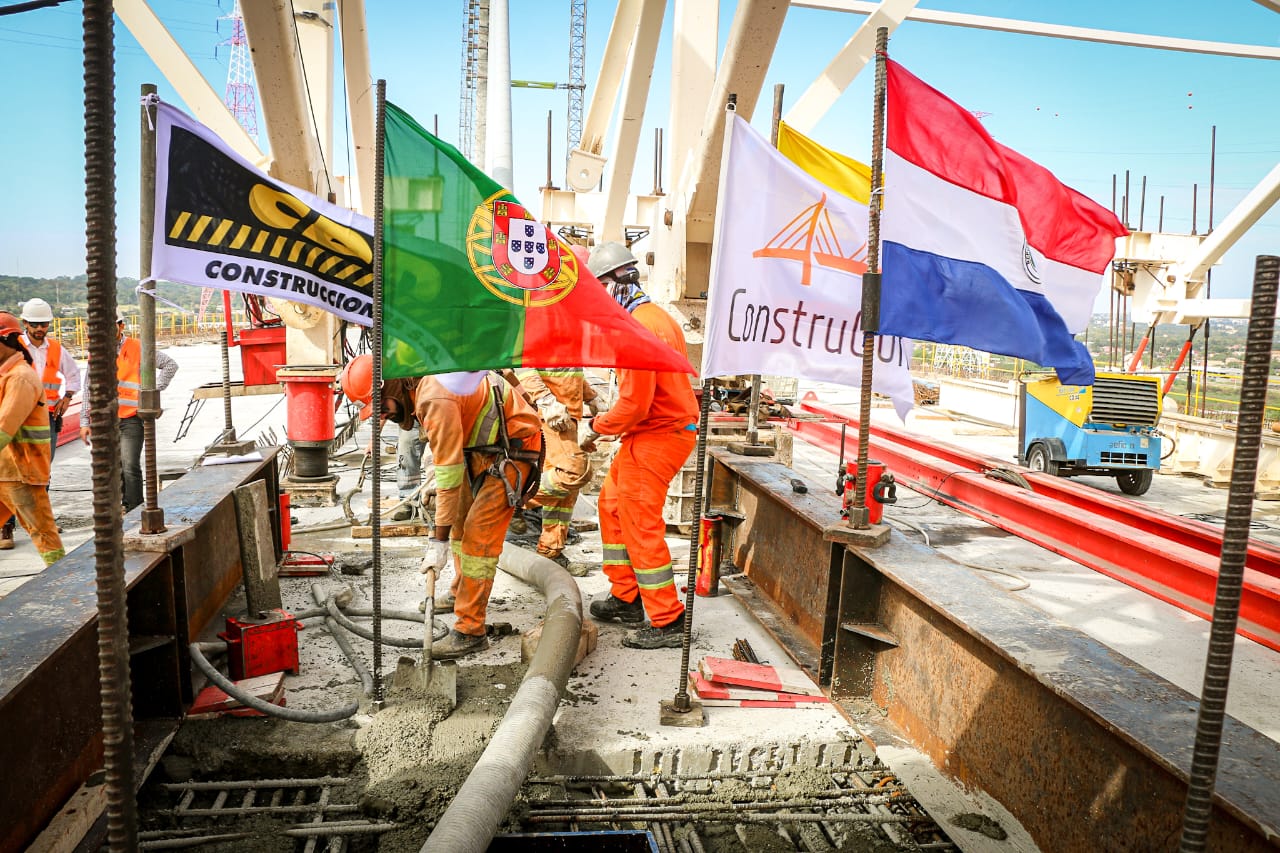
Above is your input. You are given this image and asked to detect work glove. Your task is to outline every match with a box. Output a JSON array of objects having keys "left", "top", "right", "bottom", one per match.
[
  {"left": 420, "top": 538, "right": 452, "bottom": 574},
  {"left": 579, "top": 423, "right": 602, "bottom": 453},
  {"left": 539, "top": 397, "right": 573, "bottom": 432},
  {"left": 586, "top": 397, "right": 610, "bottom": 417}
]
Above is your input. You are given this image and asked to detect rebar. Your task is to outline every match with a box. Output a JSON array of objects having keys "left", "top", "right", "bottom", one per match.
[
  {"left": 84, "top": 2, "right": 137, "bottom": 848},
  {"left": 220, "top": 329, "right": 234, "bottom": 435},
  {"left": 527, "top": 811, "right": 917, "bottom": 825},
  {"left": 371, "top": 79, "right": 388, "bottom": 708},
  {"left": 671, "top": 379, "right": 714, "bottom": 712},
  {"left": 732, "top": 637, "right": 759, "bottom": 663},
  {"left": 535, "top": 766, "right": 873, "bottom": 784},
  {"left": 1179, "top": 255, "right": 1279, "bottom": 851},
  {"left": 850, "top": 26, "right": 890, "bottom": 528},
  {"left": 161, "top": 778, "right": 349, "bottom": 791}
]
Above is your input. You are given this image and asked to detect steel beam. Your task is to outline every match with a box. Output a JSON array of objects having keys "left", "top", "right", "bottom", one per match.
[
  {"left": 337, "top": 0, "right": 375, "bottom": 215},
  {"left": 0, "top": 454, "right": 282, "bottom": 851},
  {"left": 797, "top": 395, "right": 1280, "bottom": 581},
  {"left": 708, "top": 450, "right": 1280, "bottom": 852},
  {"left": 786, "top": 413, "right": 1280, "bottom": 652}
]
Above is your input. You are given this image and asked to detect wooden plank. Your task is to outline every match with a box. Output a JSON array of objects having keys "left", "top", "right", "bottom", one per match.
[
  {"left": 351, "top": 523, "right": 431, "bottom": 539},
  {"left": 688, "top": 670, "right": 829, "bottom": 704}
]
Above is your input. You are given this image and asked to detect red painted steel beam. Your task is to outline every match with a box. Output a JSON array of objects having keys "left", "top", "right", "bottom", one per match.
[
  {"left": 786, "top": 415, "right": 1280, "bottom": 653},
  {"left": 797, "top": 395, "right": 1280, "bottom": 582}
]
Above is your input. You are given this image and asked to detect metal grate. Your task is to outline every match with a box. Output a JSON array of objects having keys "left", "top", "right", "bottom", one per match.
[
  {"left": 522, "top": 762, "right": 958, "bottom": 852},
  {"left": 140, "top": 776, "right": 395, "bottom": 852},
  {"left": 1100, "top": 452, "right": 1148, "bottom": 465},
  {"left": 1089, "top": 377, "right": 1160, "bottom": 426}
]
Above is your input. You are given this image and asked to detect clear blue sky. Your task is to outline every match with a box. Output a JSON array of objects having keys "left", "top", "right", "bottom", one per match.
[{"left": 1, "top": 1, "right": 1277, "bottom": 307}]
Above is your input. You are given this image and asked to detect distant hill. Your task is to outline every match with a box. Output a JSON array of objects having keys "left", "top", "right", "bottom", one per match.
[{"left": 0, "top": 275, "right": 209, "bottom": 316}]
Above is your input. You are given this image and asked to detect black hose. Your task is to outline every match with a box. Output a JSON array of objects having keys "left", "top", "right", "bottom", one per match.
[{"left": 189, "top": 642, "right": 359, "bottom": 722}]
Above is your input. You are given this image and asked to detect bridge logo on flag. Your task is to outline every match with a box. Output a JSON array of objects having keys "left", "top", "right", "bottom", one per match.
[
  {"left": 467, "top": 194, "right": 576, "bottom": 307},
  {"left": 752, "top": 194, "right": 868, "bottom": 286}
]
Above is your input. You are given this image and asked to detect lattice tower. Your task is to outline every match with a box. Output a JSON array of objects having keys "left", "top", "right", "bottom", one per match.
[
  {"left": 931, "top": 344, "right": 989, "bottom": 379},
  {"left": 460, "top": 0, "right": 481, "bottom": 158},
  {"left": 220, "top": 0, "right": 258, "bottom": 139},
  {"left": 567, "top": 0, "right": 586, "bottom": 153}
]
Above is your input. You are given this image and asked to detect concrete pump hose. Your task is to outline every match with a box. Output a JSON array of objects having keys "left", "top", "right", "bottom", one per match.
[
  {"left": 188, "top": 642, "right": 359, "bottom": 723},
  {"left": 423, "top": 543, "right": 582, "bottom": 853}
]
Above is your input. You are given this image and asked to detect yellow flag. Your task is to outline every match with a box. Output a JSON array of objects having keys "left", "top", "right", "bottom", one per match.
[{"left": 776, "top": 121, "right": 872, "bottom": 205}]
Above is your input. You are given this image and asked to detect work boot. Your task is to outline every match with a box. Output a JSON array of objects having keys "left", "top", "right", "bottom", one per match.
[
  {"left": 589, "top": 593, "right": 645, "bottom": 624},
  {"left": 432, "top": 629, "right": 489, "bottom": 659},
  {"left": 0, "top": 529, "right": 12, "bottom": 550},
  {"left": 418, "top": 591, "right": 455, "bottom": 615},
  {"left": 389, "top": 501, "right": 415, "bottom": 522},
  {"left": 622, "top": 614, "right": 687, "bottom": 650},
  {"left": 508, "top": 513, "right": 528, "bottom": 535}
]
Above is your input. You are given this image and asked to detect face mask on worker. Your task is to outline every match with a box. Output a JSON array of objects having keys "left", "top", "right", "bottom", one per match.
[{"left": 604, "top": 265, "right": 650, "bottom": 313}]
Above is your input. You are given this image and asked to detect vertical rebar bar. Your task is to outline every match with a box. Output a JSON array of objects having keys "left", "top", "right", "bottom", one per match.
[
  {"left": 1138, "top": 175, "right": 1147, "bottom": 231},
  {"left": 1159, "top": 195, "right": 1165, "bottom": 232},
  {"left": 671, "top": 380, "right": 714, "bottom": 711},
  {"left": 1122, "top": 169, "right": 1130, "bottom": 228},
  {"left": 220, "top": 329, "right": 234, "bottom": 436},
  {"left": 85, "top": 2, "right": 137, "bottom": 847},
  {"left": 139, "top": 83, "right": 165, "bottom": 533},
  {"left": 371, "top": 79, "right": 388, "bottom": 709},
  {"left": 1191, "top": 183, "right": 1198, "bottom": 235},
  {"left": 1179, "top": 255, "right": 1279, "bottom": 851},
  {"left": 851, "top": 26, "right": 890, "bottom": 529}
]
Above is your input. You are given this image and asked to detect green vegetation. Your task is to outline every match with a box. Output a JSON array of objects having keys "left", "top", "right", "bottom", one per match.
[{"left": 0, "top": 274, "right": 207, "bottom": 316}]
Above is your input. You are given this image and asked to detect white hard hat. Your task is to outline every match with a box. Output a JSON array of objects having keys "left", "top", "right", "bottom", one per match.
[
  {"left": 20, "top": 298, "right": 54, "bottom": 323},
  {"left": 117, "top": 309, "right": 125, "bottom": 324}
]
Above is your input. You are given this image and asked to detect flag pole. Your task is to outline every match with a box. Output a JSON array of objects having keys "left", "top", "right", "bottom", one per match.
[
  {"left": 849, "top": 27, "right": 889, "bottom": 531},
  {"left": 370, "top": 79, "right": 387, "bottom": 710},
  {"left": 661, "top": 95, "right": 741, "bottom": 728}
]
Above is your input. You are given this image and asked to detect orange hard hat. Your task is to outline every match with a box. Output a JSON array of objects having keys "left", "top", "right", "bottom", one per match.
[
  {"left": 340, "top": 354, "right": 374, "bottom": 419},
  {"left": 0, "top": 312, "right": 20, "bottom": 338}
]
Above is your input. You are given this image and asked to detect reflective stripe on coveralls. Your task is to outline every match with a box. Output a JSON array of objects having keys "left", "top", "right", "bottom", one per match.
[{"left": 597, "top": 428, "right": 695, "bottom": 628}]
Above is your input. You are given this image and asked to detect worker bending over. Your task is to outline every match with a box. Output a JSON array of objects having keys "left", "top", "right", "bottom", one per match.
[
  {"left": 0, "top": 312, "right": 64, "bottom": 565},
  {"left": 582, "top": 243, "right": 698, "bottom": 649},
  {"left": 514, "top": 366, "right": 604, "bottom": 569},
  {"left": 415, "top": 371, "right": 543, "bottom": 659}
]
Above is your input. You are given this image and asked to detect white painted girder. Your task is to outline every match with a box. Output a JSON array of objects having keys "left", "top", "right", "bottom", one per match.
[
  {"left": 567, "top": 0, "right": 643, "bottom": 192},
  {"left": 784, "top": 0, "right": 919, "bottom": 134},
  {"left": 337, "top": 0, "right": 375, "bottom": 215},
  {"left": 795, "top": 0, "right": 1280, "bottom": 60},
  {"left": 601, "top": 0, "right": 667, "bottom": 242},
  {"left": 114, "top": 0, "right": 266, "bottom": 167}
]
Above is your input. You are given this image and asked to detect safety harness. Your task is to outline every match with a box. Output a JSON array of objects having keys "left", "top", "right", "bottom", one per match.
[{"left": 466, "top": 378, "right": 544, "bottom": 508}]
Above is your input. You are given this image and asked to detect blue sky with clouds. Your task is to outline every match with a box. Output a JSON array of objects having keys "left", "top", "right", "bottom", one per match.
[{"left": 1, "top": 1, "right": 1277, "bottom": 306}]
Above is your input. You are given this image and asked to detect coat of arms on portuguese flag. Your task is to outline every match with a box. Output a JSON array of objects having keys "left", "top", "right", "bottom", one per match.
[{"left": 381, "top": 102, "right": 693, "bottom": 380}]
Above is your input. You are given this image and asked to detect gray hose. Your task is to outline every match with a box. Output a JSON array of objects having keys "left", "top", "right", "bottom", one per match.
[
  {"left": 309, "top": 586, "right": 374, "bottom": 696},
  {"left": 423, "top": 543, "right": 582, "bottom": 853},
  {"left": 188, "top": 642, "right": 359, "bottom": 723}
]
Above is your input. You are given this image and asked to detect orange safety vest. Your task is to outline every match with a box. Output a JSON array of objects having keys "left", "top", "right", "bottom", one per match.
[
  {"left": 117, "top": 337, "right": 141, "bottom": 418},
  {"left": 39, "top": 338, "right": 63, "bottom": 405}
]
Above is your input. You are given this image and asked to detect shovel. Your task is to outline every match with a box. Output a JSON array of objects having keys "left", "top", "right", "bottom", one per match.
[{"left": 392, "top": 567, "right": 457, "bottom": 708}]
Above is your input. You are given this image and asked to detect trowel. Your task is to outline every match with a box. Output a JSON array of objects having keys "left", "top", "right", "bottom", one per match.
[{"left": 392, "top": 567, "right": 457, "bottom": 709}]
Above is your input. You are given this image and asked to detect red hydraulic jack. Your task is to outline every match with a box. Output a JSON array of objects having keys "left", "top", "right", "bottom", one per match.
[{"left": 220, "top": 610, "right": 302, "bottom": 681}]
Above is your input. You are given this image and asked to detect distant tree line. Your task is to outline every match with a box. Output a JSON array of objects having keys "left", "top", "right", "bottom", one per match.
[{"left": 0, "top": 274, "right": 207, "bottom": 316}]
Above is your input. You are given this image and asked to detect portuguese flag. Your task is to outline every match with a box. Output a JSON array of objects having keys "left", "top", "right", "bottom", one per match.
[{"left": 381, "top": 103, "right": 693, "bottom": 379}]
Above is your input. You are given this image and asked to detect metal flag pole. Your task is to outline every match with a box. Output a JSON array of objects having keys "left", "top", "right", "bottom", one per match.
[
  {"left": 1178, "top": 254, "right": 1279, "bottom": 852},
  {"left": 371, "top": 79, "right": 388, "bottom": 710},
  {"left": 138, "top": 83, "right": 165, "bottom": 535},
  {"left": 849, "top": 26, "right": 890, "bottom": 532},
  {"left": 662, "top": 95, "right": 741, "bottom": 728}
]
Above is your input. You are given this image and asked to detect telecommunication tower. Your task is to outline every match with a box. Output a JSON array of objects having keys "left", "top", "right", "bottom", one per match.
[
  {"left": 203, "top": 0, "right": 259, "bottom": 326},
  {"left": 220, "top": 0, "right": 259, "bottom": 139}
]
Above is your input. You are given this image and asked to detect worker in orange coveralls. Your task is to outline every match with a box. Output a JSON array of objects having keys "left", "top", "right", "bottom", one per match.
[
  {"left": 415, "top": 370, "right": 544, "bottom": 659},
  {"left": 514, "top": 365, "right": 605, "bottom": 571},
  {"left": 0, "top": 312, "right": 64, "bottom": 566},
  {"left": 581, "top": 242, "right": 698, "bottom": 649}
]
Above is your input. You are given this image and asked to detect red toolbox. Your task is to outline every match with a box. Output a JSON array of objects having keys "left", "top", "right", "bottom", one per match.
[{"left": 219, "top": 609, "right": 301, "bottom": 680}]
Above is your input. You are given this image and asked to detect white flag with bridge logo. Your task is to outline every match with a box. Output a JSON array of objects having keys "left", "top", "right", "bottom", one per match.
[{"left": 703, "top": 115, "right": 914, "bottom": 420}]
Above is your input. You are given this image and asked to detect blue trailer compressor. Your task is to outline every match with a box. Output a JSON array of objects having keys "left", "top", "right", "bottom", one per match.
[{"left": 1018, "top": 372, "right": 1162, "bottom": 496}]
